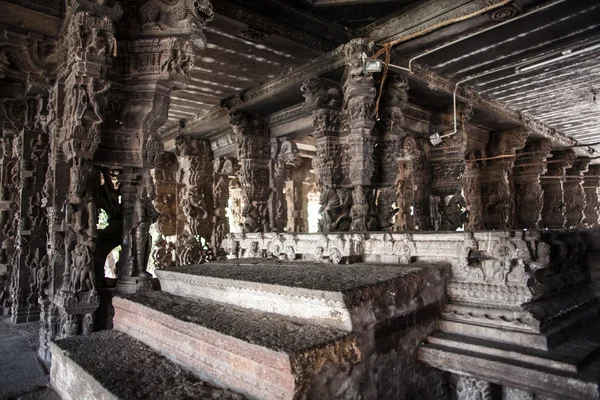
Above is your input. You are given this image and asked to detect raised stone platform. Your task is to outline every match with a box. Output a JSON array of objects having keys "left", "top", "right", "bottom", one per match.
[
  {"left": 50, "top": 330, "right": 244, "bottom": 400},
  {"left": 156, "top": 259, "right": 447, "bottom": 330},
  {"left": 419, "top": 316, "right": 600, "bottom": 400},
  {"left": 112, "top": 291, "right": 360, "bottom": 400}
]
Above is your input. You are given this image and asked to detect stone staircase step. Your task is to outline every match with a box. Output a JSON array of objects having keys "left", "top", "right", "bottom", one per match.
[
  {"left": 155, "top": 259, "right": 447, "bottom": 331},
  {"left": 50, "top": 330, "right": 245, "bottom": 400},
  {"left": 112, "top": 291, "right": 360, "bottom": 400}
]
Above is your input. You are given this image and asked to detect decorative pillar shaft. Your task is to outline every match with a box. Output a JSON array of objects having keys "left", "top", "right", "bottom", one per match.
[
  {"left": 377, "top": 75, "right": 408, "bottom": 231},
  {"left": 541, "top": 149, "right": 576, "bottom": 229},
  {"left": 270, "top": 139, "right": 300, "bottom": 232},
  {"left": 343, "top": 57, "right": 377, "bottom": 232},
  {"left": 481, "top": 129, "right": 528, "bottom": 230},
  {"left": 583, "top": 165, "right": 600, "bottom": 228},
  {"left": 564, "top": 157, "right": 590, "bottom": 228},
  {"left": 212, "top": 157, "right": 235, "bottom": 256},
  {"left": 175, "top": 137, "right": 213, "bottom": 265},
  {"left": 301, "top": 77, "right": 344, "bottom": 233},
  {"left": 513, "top": 139, "right": 552, "bottom": 229},
  {"left": 230, "top": 112, "right": 271, "bottom": 234}
]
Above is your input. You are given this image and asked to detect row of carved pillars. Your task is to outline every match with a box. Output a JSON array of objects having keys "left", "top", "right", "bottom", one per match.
[{"left": 301, "top": 51, "right": 600, "bottom": 233}]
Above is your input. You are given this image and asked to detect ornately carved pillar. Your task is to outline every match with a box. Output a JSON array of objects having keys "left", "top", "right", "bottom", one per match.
[
  {"left": 583, "top": 165, "right": 600, "bottom": 228},
  {"left": 175, "top": 137, "right": 213, "bottom": 265},
  {"left": 270, "top": 139, "right": 301, "bottom": 232},
  {"left": 541, "top": 149, "right": 576, "bottom": 229},
  {"left": 286, "top": 157, "right": 312, "bottom": 232},
  {"left": 301, "top": 77, "right": 345, "bottom": 233},
  {"left": 376, "top": 75, "right": 408, "bottom": 231},
  {"left": 212, "top": 157, "right": 235, "bottom": 257},
  {"left": 430, "top": 104, "right": 473, "bottom": 231},
  {"left": 230, "top": 111, "right": 270, "bottom": 233},
  {"left": 513, "top": 139, "right": 552, "bottom": 229},
  {"left": 11, "top": 95, "right": 50, "bottom": 323},
  {"left": 150, "top": 152, "right": 178, "bottom": 269},
  {"left": 481, "top": 129, "right": 528, "bottom": 230},
  {"left": 343, "top": 57, "right": 377, "bottom": 232},
  {"left": 564, "top": 157, "right": 590, "bottom": 229}
]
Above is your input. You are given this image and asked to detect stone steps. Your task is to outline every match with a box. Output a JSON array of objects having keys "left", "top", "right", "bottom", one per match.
[
  {"left": 112, "top": 291, "right": 360, "bottom": 400},
  {"left": 155, "top": 259, "right": 447, "bottom": 331},
  {"left": 50, "top": 330, "right": 245, "bottom": 400}
]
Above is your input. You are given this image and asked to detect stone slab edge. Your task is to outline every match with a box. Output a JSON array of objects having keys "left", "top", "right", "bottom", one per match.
[
  {"left": 50, "top": 342, "right": 118, "bottom": 400},
  {"left": 112, "top": 296, "right": 296, "bottom": 400},
  {"left": 156, "top": 269, "right": 352, "bottom": 331}
]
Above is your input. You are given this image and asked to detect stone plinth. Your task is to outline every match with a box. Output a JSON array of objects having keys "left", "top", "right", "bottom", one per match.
[
  {"left": 50, "top": 330, "right": 244, "bottom": 400},
  {"left": 156, "top": 260, "right": 447, "bottom": 331}
]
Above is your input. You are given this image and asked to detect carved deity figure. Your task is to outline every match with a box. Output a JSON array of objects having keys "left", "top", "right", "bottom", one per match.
[
  {"left": 70, "top": 243, "right": 96, "bottom": 293},
  {"left": 131, "top": 185, "right": 159, "bottom": 278},
  {"left": 350, "top": 186, "right": 369, "bottom": 232},
  {"left": 151, "top": 236, "right": 175, "bottom": 270}
]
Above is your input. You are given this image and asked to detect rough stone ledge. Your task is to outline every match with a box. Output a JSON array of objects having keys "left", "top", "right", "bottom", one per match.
[
  {"left": 113, "top": 292, "right": 361, "bottom": 400},
  {"left": 50, "top": 330, "right": 245, "bottom": 400},
  {"left": 156, "top": 261, "right": 448, "bottom": 331}
]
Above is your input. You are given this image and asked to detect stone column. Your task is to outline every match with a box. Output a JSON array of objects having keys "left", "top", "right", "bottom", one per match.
[
  {"left": 301, "top": 77, "right": 344, "bottom": 233},
  {"left": 399, "top": 135, "right": 432, "bottom": 231},
  {"left": 430, "top": 105, "right": 473, "bottom": 231},
  {"left": 230, "top": 111, "right": 271, "bottom": 233},
  {"left": 11, "top": 95, "right": 50, "bottom": 323},
  {"left": 175, "top": 137, "right": 213, "bottom": 265},
  {"left": 343, "top": 57, "right": 377, "bottom": 232},
  {"left": 270, "top": 139, "right": 301, "bottom": 232},
  {"left": 150, "top": 152, "right": 178, "bottom": 269},
  {"left": 513, "top": 139, "right": 552, "bottom": 229},
  {"left": 212, "top": 157, "right": 235, "bottom": 257},
  {"left": 583, "top": 165, "right": 600, "bottom": 228},
  {"left": 541, "top": 149, "right": 576, "bottom": 229},
  {"left": 481, "top": 129, "right": 528, "bottom": 230},
  {"left": 286, "top": 158, "right": 312, "bottom": 232},
  {"left": 564, "top": 157, "right": 590, "bottom": 229},
  {"left": 377, "top": 75, "right": 408, "bottom": 231}
]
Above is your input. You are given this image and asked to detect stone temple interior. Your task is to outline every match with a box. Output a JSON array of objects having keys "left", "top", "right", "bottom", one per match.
[{"left": 0, "top": 0, "right": 600, "bottom": 399}]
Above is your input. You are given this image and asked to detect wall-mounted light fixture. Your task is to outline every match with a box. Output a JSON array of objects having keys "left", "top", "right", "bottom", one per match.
[{"left": 361, "top": 52, "right": 383, "bottom": 73}]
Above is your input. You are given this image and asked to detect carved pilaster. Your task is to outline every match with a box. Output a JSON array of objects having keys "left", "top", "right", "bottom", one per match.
[
  {"left": 481, "top": 129, "right": 528, "bottom": 230},
  {"left": 583, "top": 165, "right": 600, "bottom": 228},
  {"left": 513, "top": 139, "right": 553, "bottom": 229},
  {"left": 230, "top": 111, "right": 270, "bottom": 234},
  {"left": 564, "top": 157, "right": 590, "bottom": 229},
  {"left": 541, "top": 149, "right": 576, "bottom": 229},
  {"left": 175, "top": 137, "right": 213, "bottom": 264}
]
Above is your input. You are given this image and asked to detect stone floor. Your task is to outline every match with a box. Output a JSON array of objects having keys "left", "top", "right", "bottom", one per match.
[{"left": 0, "top": 318, "right": 58, "bottom": 400}]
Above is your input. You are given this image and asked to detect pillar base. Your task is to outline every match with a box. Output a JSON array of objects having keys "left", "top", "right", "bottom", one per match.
[{"left": 115, "top": 277, "right": 155, "bottom": 294}]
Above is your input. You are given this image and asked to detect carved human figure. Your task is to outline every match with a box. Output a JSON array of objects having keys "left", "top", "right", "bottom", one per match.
[
  {"left": 131, "top": 186, "right": 160, "bottom": 278},
  {"left": 152, "top": 236, "right": 175, "bottom": 269},
  {"left": 350, "top": 186, "right": 369, "bottom": 232}
]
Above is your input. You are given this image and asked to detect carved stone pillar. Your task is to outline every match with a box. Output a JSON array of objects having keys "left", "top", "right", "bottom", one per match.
[
  {"left": 583, "top": 165, "right": 600, "bottom": 228},
  {"left": 270, "top": 139, "right": 301, "bottom": 232},
  {"left": 513, "top": 139, "right": 553, "bottom": 229},
  {"left": 564, "top": 157, "right": 590, "bottom": 229},
  {"left": 230, "top": 112, "right": 270, "bottom": 234},
  {"left": 150, "top": 152, "right": 178, "bottom": 269},
  {"left": 301, "top": 77, "right": 345, "bottom": 233},
  {"left": 175, "top": 137, "right": 213, "bottom": 265},
  {"left": 343, "top": 57, "right": 377, "bottom": 232},
  {"left": 212, "top": 157, "right": 235, "bottom": 257},
  {"left": 400, "top": 135, "right": 432, "bottom": 231},
  {"left": 430, "top": 105, "right": 473, "bottom": 231},
  {"left": 481, "top": 129, "right": 528, "bottom": 230},
  {"left": 377, "top": 75, "right": 408, "bottom": 231},
  {"left": 286, "top": 158, "right": 312, "bottom": 232},
  {"left": 11, "top": 96, "right": 50, "bottom": 323},
  {"left": 541, "top": 149, "right": 576, "bottom": 229}
]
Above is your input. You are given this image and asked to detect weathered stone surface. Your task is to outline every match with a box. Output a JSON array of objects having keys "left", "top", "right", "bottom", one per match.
[
  {"left": 157, "top": 260, "right": 447, "bottom": 330},
  {"left": 50, "top": 330, "right": 244, "bottom": 400},
  {"left": 112, "top": 291, "right": 360, "bottom": 400}
]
